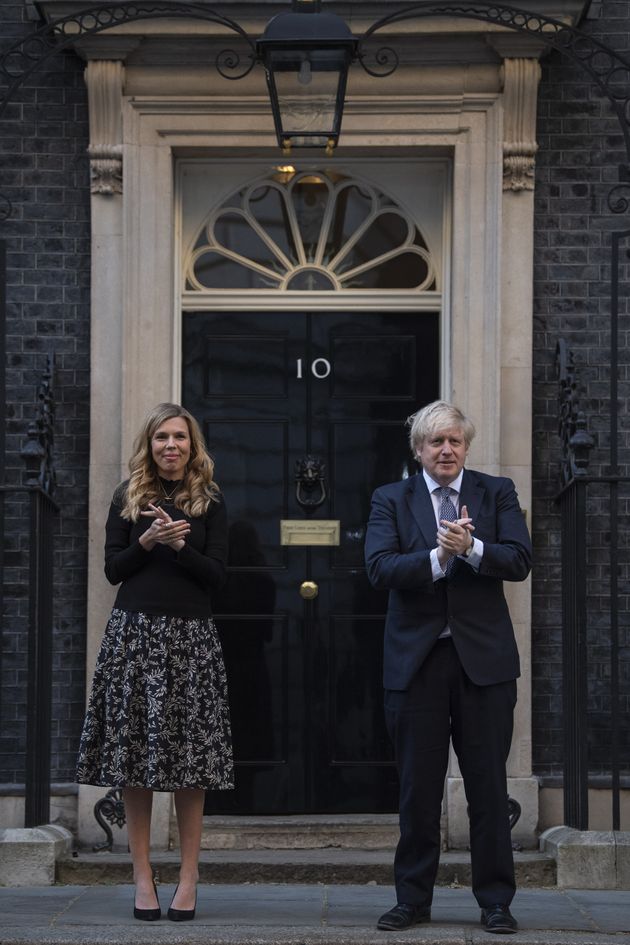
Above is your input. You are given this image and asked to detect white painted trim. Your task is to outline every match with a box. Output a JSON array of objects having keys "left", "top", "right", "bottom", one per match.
[{"left": 180, "top": 292, "right": 443, "bottom": 311}]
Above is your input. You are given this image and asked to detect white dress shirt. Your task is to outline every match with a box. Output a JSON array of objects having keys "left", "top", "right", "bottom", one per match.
[{"left": 422, "top": 469, "right": 484, "bottom": 582}]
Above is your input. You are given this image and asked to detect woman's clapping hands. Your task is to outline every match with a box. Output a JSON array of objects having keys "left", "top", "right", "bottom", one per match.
[{"left": 139, "top": 503, "right": 191, "bottom": 552}]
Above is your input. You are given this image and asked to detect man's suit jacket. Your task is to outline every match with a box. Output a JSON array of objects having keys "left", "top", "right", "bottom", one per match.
[{"left": 364, "top": 468, "right": 532, "bottom": 691}]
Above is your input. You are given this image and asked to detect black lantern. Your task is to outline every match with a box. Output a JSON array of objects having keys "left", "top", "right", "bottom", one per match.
[{"left": 256, "top": 0, "right": 357, "bottom": 155}]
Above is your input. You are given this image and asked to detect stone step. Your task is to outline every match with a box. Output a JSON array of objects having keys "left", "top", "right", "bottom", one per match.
[
  {"left": 57, "top": 849, "right": 557, "bottom": 887},
  {"left": 196, "top": 814, "right": 401, "bottom": 851}
]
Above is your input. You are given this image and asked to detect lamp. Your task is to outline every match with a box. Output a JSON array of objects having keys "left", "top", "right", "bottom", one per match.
[{"left": 256, "top": 0, "right": 357, "bottom": 156}]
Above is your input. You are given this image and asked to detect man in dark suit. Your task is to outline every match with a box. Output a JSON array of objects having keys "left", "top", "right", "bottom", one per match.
[{"left": 365, "top": 401, "right": 531, "bottom": 934}]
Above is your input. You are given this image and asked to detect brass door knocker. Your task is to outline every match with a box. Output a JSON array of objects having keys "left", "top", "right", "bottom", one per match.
[{"left": 295, "top": 454, "right": 327, "bottom": 511}]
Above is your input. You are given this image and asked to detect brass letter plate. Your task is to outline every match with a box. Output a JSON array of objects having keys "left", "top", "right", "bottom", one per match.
[{"left": 280, "top": 520, "right": 340, "bottom": 546}]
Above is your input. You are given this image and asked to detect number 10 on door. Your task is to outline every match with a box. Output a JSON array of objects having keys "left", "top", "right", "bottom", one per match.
[{"left": 296, "top": 358, "right": 331, "bottom": 379}]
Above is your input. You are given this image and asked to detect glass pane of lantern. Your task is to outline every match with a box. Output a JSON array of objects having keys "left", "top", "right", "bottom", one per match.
[{"left": 269, "top": 48, "right": 346, "bottom": 143}]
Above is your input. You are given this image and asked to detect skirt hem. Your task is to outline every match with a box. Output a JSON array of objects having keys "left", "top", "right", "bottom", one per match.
[{"left": 76, "top": 777, "right": 235, "bottom": 791}]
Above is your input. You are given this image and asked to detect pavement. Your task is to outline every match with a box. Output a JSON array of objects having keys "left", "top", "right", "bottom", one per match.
[{"left": 0, "top": 883, "right": 629, "bottom": 945}]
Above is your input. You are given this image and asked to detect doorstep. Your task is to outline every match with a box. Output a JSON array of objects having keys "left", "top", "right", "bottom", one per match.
[{"left": 57, "top": 848, "right": 557, "bottom": 887}]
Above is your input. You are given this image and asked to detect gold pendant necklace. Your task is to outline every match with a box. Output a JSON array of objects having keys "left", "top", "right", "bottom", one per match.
[{"left": 160, "top": 479, "right": 180, "bottom": 502}]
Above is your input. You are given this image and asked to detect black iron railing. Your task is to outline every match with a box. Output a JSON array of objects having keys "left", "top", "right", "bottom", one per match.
[
  {"left": 555, "top": 340, "right": 627, "bottom": 831},
  {"left": 0, "top": 356, "right": 58, "bottom": 827}
]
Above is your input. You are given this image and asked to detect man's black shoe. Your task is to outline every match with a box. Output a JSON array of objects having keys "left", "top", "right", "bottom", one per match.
[
  {"left": 377, "top": 903, "right": 431, "bottom": 930},
  {"left": 480, "top": 905, "right": 518, "bottom": 934}
]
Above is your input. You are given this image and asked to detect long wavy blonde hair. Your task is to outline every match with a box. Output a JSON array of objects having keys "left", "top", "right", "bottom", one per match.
[{"left": 119, "top": 403, "right": 220, "bottom": 522}]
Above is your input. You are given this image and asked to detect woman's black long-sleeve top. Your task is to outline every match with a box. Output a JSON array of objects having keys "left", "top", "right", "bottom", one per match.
[{"left": 104, "top": 484, "right": 228, "bottom": 618}]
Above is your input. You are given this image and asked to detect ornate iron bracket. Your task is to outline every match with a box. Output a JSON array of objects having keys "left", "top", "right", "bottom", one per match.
[
  {"left": 508, "top": 795, "right": 522, "bottom": 851},
  {"left": 0, "top": 2, "right": 255, "bottom": 120},
  {"left": 508, "top": 795, "right": 521, "bottom": 830},
  {"left": 556, "top": 339, "right": 595, "bottom": 486},
  {"left": 355, "top": 2, "right": 630, "bottom": 179},
  {"left": 295, "top": 454, "right": 327, "bottom": 511},
  {"left": 93, "top": 787, "right": 126, "bottom": 852},
  {"left": 0, "top": 2, "right": 258, "bottom": 219},
  {"left": 466, "top": 795, "right": 521, "bottom": 849}
]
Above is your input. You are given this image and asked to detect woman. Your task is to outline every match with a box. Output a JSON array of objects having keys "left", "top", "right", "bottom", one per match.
[{"left": 76, "top": 403, "right": 233, "bottom": 921}]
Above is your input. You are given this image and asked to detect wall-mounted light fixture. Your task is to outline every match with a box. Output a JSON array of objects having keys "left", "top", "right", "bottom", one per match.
[{"left": 256, "top": 0, "right": 358, "bottom": 156}]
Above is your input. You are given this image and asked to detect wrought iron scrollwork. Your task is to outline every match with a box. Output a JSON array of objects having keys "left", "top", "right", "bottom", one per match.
[
  {"left": 0, "top": 2, "right": 257, "bottom": 122},
  {"left": 20, "top": 354, "right": 56, "bottom": 496},
  {"left": 607, "top": 183, "right": 630, "bottom": 214},
  {"left": 354, "top": 1, "right": 630, "bottom": 181},
  {"left": 0, "top": 2, "right": 258, "bottom": 218},
  {"left": 508, "top": 795, "right": 522, "bottom": 850},
  {"left": 356, "top": 45, "right": 399, "bottom": 79},
  {"left": 556, "top": 339, "right": 595, "bottom": 487},
  {"left": 215, "top": 47, "right": 256, "bottom": 81},
  {"left": 467, "top": 795, "right": 521, "bottom": 848},
  {"left": 295, "top": 454, "right": 327, "bottom": 511},
  {"left": 508, "top": 795, "right": 521, "bottom": 830},
  {"left": 93, "top": 787, "right": 126, "bottom": 852}
]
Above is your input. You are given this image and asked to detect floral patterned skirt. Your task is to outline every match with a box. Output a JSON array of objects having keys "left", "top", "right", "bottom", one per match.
[{"left": 76, "top": 608, "right": 234, "bottom": 791}]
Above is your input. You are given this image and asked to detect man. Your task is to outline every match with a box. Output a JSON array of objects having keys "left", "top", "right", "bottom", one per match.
[{"left": 364, "top": 401, "right": 531, "bottom": 934}]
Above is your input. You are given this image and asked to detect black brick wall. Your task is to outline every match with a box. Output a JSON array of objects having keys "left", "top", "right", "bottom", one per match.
[
  {"left": 0, "top": 1, "right": 90, "bottom": 785},
  {"left": 532, "top": 1, "right": 630, "bottom": 780}
]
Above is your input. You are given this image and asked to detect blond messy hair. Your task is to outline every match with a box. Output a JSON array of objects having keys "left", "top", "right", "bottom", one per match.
[
  {"left": 119, "top": 402, "right": 220, "bottom": 522},
  {"left": 406, "top": 400, "right": 476, "bottom": 457}
]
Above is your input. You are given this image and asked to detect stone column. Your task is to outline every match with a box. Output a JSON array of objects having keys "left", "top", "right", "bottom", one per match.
[
  {"left": 447, "top": 57, "right": 541, "bottom": 850},
  {"left": 77, "top": 59, "right": 172, "bottom": 852},
  {"left": 500, "top": 55, "right": 541, "bottom": 847},
  {"left": 77, "top": 58, "right": 126, "bottom": 851}
]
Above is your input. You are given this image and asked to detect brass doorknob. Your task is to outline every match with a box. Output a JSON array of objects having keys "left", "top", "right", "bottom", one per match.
[{"left": 299, "top": 580, "right": 318, "bottom": 600}]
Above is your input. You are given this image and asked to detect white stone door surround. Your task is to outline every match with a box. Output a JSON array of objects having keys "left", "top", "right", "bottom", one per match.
[{"left": 79, "top": 67, "right": 539, "bottom": 849}]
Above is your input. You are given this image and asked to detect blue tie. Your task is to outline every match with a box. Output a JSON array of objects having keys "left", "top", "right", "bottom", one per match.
[{"left": 437, "top": 487, "right": 457, "bottom": 575}]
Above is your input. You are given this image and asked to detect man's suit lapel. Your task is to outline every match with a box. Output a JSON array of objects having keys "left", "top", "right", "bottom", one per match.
[
  {"left": 406, "top": 474, "right": 438, "bottom": 548},
  {"left": 459, "top": 468, "right": 485, "bottom": 523}
]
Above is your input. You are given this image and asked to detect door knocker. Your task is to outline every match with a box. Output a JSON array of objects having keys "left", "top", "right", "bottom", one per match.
[{"left": 295, "top": 454, "right": 327, "bottom": 511}]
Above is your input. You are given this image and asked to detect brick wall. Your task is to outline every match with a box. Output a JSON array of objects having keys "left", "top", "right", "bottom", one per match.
[
  {"left": 0, "top": 1, "right": 90, "bottom": 785},
  {"left": 532, "top": 0, "right": 630, "bottom": 780}
]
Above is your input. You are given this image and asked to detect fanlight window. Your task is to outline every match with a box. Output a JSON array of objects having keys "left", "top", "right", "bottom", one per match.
[{"left": 184, "top": 170, "right": 437, "bottom": 292}]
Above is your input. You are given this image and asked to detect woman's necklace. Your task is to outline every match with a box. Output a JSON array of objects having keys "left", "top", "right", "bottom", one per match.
[{"left": 159, "top": 479, "right": 181, "bottom": 502}]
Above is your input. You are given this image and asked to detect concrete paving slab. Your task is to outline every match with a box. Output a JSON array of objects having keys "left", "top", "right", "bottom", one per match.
[
  {"left": 0, "top": 884, "right": 628, "bottom": 945},
  {"left": 0, "top": 888, "right": 84, "bottom": 926},
  {"left": 559, "top": 891, "right": 630, "bottom": 933},
  {"left": 503, "top": 889, "right": 601, "bottom": 932}
]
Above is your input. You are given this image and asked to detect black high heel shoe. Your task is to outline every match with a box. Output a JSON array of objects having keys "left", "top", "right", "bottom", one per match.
[
  {"left": 133, "top": 880, "right": 161, "bottom": 921},
  {"left": 167, "top": 884, "right": 197, "bottom": 921}
]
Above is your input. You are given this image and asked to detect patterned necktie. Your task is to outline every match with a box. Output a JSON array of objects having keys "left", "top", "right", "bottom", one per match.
[{"left": 437, "top": 486, "right": 457, "bottom": 575}]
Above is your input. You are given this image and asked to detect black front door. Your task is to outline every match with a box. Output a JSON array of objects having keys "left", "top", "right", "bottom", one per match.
[{"left": 183, "top": 310, "right": 439, "bottom": 813}]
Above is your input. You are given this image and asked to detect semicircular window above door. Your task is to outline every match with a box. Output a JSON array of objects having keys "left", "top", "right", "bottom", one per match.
[{"left": 183, "top": 169, "right": 438, "bottom": 293}]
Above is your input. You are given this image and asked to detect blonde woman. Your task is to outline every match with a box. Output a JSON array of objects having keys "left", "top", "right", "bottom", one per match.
[{"left": 76, "top": 403, "right": 233, "bottom": 921}]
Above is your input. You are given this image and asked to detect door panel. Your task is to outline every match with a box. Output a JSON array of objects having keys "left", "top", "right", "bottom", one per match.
[{"left": 183, "top": 310, "right": 439, "bottom": 813}]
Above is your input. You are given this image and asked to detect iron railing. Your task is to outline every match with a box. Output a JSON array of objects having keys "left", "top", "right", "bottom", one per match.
[
  {"left": 0, "top": 355, "right": 58, "bottom": 827},
  {"left": 556, "top": 340, "right": 627, "bottom": 831}
]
